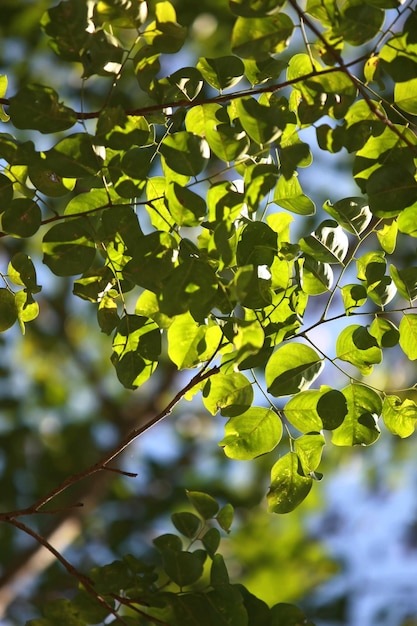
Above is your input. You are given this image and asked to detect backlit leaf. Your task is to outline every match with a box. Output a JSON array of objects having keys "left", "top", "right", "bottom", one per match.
[
  {"left": 219, "top": 407, "right": 282, "bottom": 460},
  {"left": 202, "top": 372, "right": 253, "bottom": 417},
  {"left": 399, "top": 314, "right": 417, "bottom": 360},
  {"left": 266, "top": 343, "right": 324, "bottom": 397},
  {"left": 382, "top": 396, "right": 417, "bottom": 438},
  {"left": 336, "top": 324, "right": 382, "bottom": 375},
  {"left": 332, "top": 384, "right": 382, "bottom": 446},
  {"left": 267, "top": 452, "right": 313, "bottom": 514}
]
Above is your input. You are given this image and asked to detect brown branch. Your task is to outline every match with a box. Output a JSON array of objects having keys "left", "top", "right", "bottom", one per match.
[
  {"left": 288, "top": 0, "right": 417, "bottom": 154},
  {"left": 0, "top": 55, "right": 368, "bottom": 121},
  {"left": 0, "top": 364, "right": 219, "bottom": 521},
  {"left": 4, "top": 517, "right": 128, "bottom": 625}
]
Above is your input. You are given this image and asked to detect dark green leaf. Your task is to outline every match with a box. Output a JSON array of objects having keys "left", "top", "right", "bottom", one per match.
[
  {"left": 171, "top": 512, "right": 202, "bottom": 538},
  {"left": 111, "top": 314, "right": 161, "bottom": 389},
  {"left": 232, "top": 15, "right": 294, "bottom": 59},
  {"left": 187, "top": 491, "right": 219, "bottom": 519},
  {"left": 160, "top": 131, "right": 210, "bottom": 176},
  {"left": 42, "top": 219, "right": 96, "bottom": 276},
  {"left": 197, "top": 56, "right": 244, "bottom": 91},
  {"left": 0, "top": 289, "right": 18, "bottom": 332},
  {"left": 2, "top": 198, "right": 41, "bottom": 238},
  {"left": 9, "top": 84, "right": 77, "bottom": 133}
]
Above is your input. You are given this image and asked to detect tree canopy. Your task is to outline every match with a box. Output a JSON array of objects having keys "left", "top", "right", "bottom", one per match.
[{"left": 1, "top": 0, "right": 417, "bottom": 624}]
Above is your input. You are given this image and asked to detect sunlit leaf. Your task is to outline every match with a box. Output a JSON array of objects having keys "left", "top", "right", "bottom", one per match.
[
  {"left": 294, "top": 433, "right": 325, "bottom": 474},
  {"left": 332, "top": 384, "right": 382, "bottom": 446},
  {"left": 299, "top": 220, "right": 348, "bottom": 264},
  {"left": 231, "top": 15, "right": 294, "bottom": 59},
  {"left": 399, "top": 314, "right": 417, "bottom": 360},
  {"left": 336, "top": 324, "right": 382, "bottom": 375},
  {"left": 167, "top": 313, "right": 222, "bottom": 369},
  {"left": 267, "top": 452, "right": 313, "bottom": 514},
  {"left": 284, "top": 387, "right": 347, "bottom": 432},
  {"left": 197, "top": 56, "right": 244, "bottom": 91},
  {"left": 382, "top": 396, "right": 417, "bottom": 438},
  {"left": 219, "top": 407, "right": 282, "bottom": 460},
  {"left": 266, "top": 343, "right": 324, "bottom": 397},
  {"left": 203, "top": 372, "right": 254, "bottom": 417}
]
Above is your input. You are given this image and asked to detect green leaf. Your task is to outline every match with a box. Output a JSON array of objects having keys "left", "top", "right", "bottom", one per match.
[
  {"left": 398, "top": 205, "right": 417, "bottom": 238},
  {"left": 265, "top": 343, "right": 324, "bottom": 397},
  {"left": 160, "top": 131, "right": 210, "bottom": 176},
  {"left": 270, "top": 602, "right": 313, "bottom": 626},
  {"left": 0, "top": 289, "right": 18, "bottom": 331},
  {"left": 146, "top": 177, "right": 176, "bottom": 231},
  {"left": 0, "top": 75, "right": 9, "bottom": 122},
  {"left": 284, "top": 387, "right": 347, "bottom": 432},
  {"left": 236, "top": 221, "right": 277, "bottom": 267},
  {"left": 336, "top": 324, "right": 382, "bottom": 375},
  {"left": 216, "top": 504, "right": 234, "bottom": 533},
  {"left": 210, "top": 553, "right": 230, "bottom": 587},
  {"left": 201, "top": 527, "right": 221, "bottom": 556},
  {"left": 341, "top": 283, "right": 367, "bottom": 313},
  {"left": 111, "top": 314, "right": 161, "bottom": 389},
  {"left": 331, "top": 384, "right": 382, "bottom": 446},
  {"left": 44, "top": 133, "right": 103, "bottom": 178},
  {"left": 171, "top": 512, "right": 202, "bottom": 538},
  {"left": 231, "top": 15, "right": 293, "bottom": 59},
  {"left": 369, "top": 317, "right": 399, "bottom": 348},
  {"left": 197, "top": 56, "right": 244, "bottom": 91},
  {"left": 15, "top": 290, "right": 39, "bottom": 331},
  {"left": 186, "top": 491, "right": 219, "bottom": 519},
  {"left": 390, "top": 265, "right": 417, "bottom": 302},
  {"left": 382, "top": 396, "right": 417, "bottom": 438},
  {"left": 334, "top": 0, "right": 384, "bottom": 45},
  {"left": 300, "top": 257, "right": 333, "bottom": 295},
  {"left": 219, "top": 407, "right": 282, "bottom": 460},
  {"left": 42, "top": 219, "right": 96, "bottom": 277},
  {"left": 367, "top": 165, "right": 417, "bottom": 217},
  {"left": 7, "top": 253, "right": 41, "bottom": 293},
  {"left": 377, "top": 220, "right": 398, "bottom": 254},
  {"left": 274, "top": 172, "right": 316, "bottom": 215},
  {"left": 165, "top": 182, "right": 206, "bottom": 227},
  {"left": 323, "top": 197, "right": 372, "bottom": 235},
  {"left": 399, "top": 314, "right": 417, "bottom": 360},
  {"left": 294, "top": 433, "right": 325, "bottom": 474},
  {"left": 203, "top": 372, "right": 253, "bottom": 417},
  {"left": 394, "top": 78, "right": 417, "bottom": 115},
  {"left": 143, "top": 1, "right": 187, "bottom": 53},
  {"left": 8, "top": 84, "right": 77, "bottom": 133},
  {"left": 230, "top": 0, "right": 286, "bottom": 17},
  {"left": 244, "top": 163, "right": 279, "bottom": 211},
  {"left": 299, "top": 220, "right": 349, "bottom": 264},
  {"left": 2, "top": 198, "right": 41, "bottom": 238},
  {"left": 120, "top": 145, "right": 154, "bottom": 181},
  {"left": 235, "top": 97, "right": 284, "bottom": 145},
  {"left": 267, "top": 452, "right": 313, "bottom": 514},
  {"left": 163, "top": 550, "right": 204, "bottom": 587},
  {"left": 167, "top": 313, "right": 222, "bottom": 369},
  {"left": 188, "top": 104, "right": 249, "bottom": 163},
  {"left": 159, "top": 258, "right": 217, "bottom": 322}
]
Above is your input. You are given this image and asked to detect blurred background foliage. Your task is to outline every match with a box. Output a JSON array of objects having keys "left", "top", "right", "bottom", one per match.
[{"left": 1, "top": 1, "right": 417, "bottom": 625}]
